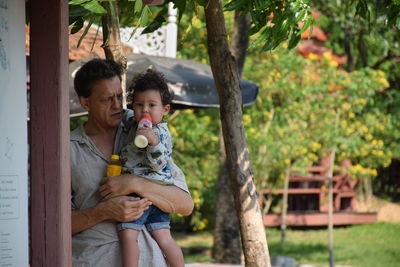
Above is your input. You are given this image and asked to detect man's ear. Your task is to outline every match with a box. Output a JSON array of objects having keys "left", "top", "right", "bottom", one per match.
[
  {"left": 163, "top": 104, "right": 171, "bottom": 115},
  {"left": 79, "top": 96, "right": 90, "bottom": 111}
]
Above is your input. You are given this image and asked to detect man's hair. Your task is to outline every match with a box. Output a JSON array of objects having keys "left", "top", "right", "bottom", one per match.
[
  {"left": 74, "top": 58, "right": 122, "bottom": 98},
  {"left": 128, "top": 69, "right": 173, "bottom": 106}
]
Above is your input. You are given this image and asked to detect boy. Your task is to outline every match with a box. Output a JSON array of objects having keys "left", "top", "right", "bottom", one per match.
[{"left": 118, "top": 69, "right": 184, "bottom": 267}]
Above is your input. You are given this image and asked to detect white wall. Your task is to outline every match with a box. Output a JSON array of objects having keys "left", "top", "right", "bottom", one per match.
[{"left": 0, "top": 0, "right": 28, "bottom": 266}]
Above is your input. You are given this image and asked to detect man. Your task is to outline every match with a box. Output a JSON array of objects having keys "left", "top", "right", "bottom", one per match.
[{"left": 71, "top": 58, "right": 193, "bottom": 266}]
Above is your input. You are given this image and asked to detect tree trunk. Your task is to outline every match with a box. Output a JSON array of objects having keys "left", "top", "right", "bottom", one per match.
[
  {"left": 212, "top": 127, "right": 242, "bottom": 264},
  {"left": 230, "top": 11, "right": 251, "bottom": 76},
  {"left": 281, "top": 168, "right": 290, "bottom": 244},
  {"left": 101, "top": 0, "right": 127, "bottom": 108},
  {"left": 212, "top": 11, "right": 251, "bottom": 264},
  {"left": 205, "top": 1, "right": 271, "bottom": 266},
  {"left": 327, "top": 149, "right": 336, "bottom": 267}
]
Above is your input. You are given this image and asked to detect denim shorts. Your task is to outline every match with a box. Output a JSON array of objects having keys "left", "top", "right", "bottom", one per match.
[{"left": 117, "top": 194, "right": 170, "bottom": 232}]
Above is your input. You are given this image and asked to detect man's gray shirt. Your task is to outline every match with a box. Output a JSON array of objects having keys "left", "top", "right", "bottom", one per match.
[{"left": 71, "top": 123, "right": 188, "bottom": 267}]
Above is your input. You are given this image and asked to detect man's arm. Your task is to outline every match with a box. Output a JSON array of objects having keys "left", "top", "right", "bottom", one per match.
[
  {"left": 99, "top": 174, "right": 194, "bottom": 216},
  {"left": 72, "top": 196, "right": 151, "bottom": 235}
]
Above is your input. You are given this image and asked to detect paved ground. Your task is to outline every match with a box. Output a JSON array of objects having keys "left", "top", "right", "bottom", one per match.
[
  {"left": 185, "top": 263, "right": 353, "bottom": 267},
  {"left": 185, "top": 263, "right": 351, "bottom": 267}
]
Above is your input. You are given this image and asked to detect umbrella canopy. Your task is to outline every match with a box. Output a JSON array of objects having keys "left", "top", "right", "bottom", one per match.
[{"left": 69, "top": 54, "right": 259, "bottom": 116}]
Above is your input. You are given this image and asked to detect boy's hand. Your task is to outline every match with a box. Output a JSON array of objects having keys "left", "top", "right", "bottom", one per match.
[{"left": 136, "top": 127, "right": 159, "bottom": 146}]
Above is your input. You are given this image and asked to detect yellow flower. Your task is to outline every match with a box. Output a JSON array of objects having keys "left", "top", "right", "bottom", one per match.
[
  {"left": 349, "top": 112, "right": 355, "bottom": 119},
  {"left": 360, "top": 126, "right": 369, "bottom": 133},
  {"left": 308, "top": 53, "right": 318, "bottom": 60},
  {"left": 329, "top": 60, "right": 339, "bottom": 68},
  {"left": 323, "top": 52, "right": 332, "bottom": 61},
  {"left": 284, "top": 159, "right": 291, "bottom": 165},
  {"left": 169, "top": 125, "right": 178, "bottom": 136},
  {"left": 378, "top": 77, "right": 389, "bottom": 88},
  {"left": 376, "top": 70, "right": 385, "bottom": 77},
  {"left": 184, "top": 109, "right": 194, "bottom": 114},
  {"left": 243, "top": 114, "right": 251, "bottom": 126},
  {"left": 342, "top": 103, "right": 351, "bottom": 111},
  {"left": 356, "top": 98, "right": 367, "bottom": 105},
  {"left": 343, "top": 77, "right": 351, "bottom": 85},
  {"left": 310, "top": 142, "right": 321, "bottom": 152}
]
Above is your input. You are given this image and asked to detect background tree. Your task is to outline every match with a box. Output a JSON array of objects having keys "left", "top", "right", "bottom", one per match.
[{"left": 212, "top": 11, "right": 250, "bottom": 264}]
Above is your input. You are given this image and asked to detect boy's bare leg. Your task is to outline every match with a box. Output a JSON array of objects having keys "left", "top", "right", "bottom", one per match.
[
  {"left": 119, "top": 229, "right": 140, "bottom": 267},
  {"left": 151, "top": 229, "right": 184, "bottom": 267}
]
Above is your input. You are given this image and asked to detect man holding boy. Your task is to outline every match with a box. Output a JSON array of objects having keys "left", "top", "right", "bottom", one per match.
[{"left": 70, "top": 58, "right": 193, "bottom": 266}]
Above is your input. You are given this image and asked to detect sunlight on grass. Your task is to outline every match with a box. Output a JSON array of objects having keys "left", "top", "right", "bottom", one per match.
[{"left": 173, "top": 223, "right": 400, "bottom": 266}]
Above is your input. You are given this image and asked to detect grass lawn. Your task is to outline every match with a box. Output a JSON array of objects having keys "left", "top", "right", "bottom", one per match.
[{"left": 173, "top": 222, "right": 400, "bottom": 267}]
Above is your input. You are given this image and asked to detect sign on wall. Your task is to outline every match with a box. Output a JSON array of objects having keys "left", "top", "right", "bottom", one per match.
[{"left": 0, "top": 0, "right": 29, "bottom": 266}]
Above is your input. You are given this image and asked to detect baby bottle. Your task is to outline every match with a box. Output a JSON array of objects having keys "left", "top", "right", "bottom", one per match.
[{"left": 134, "top": 115, "right": 153, "bottom": 148}]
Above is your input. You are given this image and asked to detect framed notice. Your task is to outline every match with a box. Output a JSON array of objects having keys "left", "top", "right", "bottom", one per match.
[{"left": 0, "top": 0, "right": 29, "bottom": 266}]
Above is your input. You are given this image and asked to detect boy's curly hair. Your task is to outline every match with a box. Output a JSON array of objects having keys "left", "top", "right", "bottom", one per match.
[{"left": 128, "top": 69, "right": 173, "bottom": 106}]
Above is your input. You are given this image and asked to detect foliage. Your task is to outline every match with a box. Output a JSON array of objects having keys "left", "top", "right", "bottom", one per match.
[
  {"left": 243, "top": 46, "right": 395, "bottom": 195},
  {"left": 69, "top": 0, "right": 313, "bottom": 53},
  {"left": 167, "top": 109, "right": 220, "bottom": 230},
  {"left": 224, "top": 0, "right": 313, "bottom": 50},
  {"left": 173, "top": 223, "right": 400, "bottom": 267},
  {"left": 311, "top": 0, "right": 400, "bottom": 83}
]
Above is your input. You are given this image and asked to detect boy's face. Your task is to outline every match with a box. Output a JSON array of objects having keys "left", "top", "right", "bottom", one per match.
[{"left": 133, "top": 89, "right": 170, "bottom": 125}]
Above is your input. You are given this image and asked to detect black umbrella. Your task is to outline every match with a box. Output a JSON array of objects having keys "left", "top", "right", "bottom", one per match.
[{"left": 69, "top": 54, "right": 259, "bottom": 116}]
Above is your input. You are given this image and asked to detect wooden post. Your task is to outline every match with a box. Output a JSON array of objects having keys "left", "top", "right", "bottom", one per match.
[{"left": 29, "top": 0, "right": 71, "bottom": 266}]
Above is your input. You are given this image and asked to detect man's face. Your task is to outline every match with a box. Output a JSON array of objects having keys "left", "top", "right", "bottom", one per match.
[{"left": 80, "top": 76, "right": 123, "bottom": 129}]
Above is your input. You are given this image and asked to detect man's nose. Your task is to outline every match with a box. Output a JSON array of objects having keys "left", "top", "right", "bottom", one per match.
[{"left": 112, "top": 95, "right": 122, "bottom": 109}]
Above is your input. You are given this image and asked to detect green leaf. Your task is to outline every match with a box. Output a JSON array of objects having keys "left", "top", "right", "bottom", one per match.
[
  {"left": 298, "top": 15, "right": 312, "bottom": 35},
  {"left": 295, "top": 9, "right": 307, "bottom": 23},
  {"left": 90, "top": 22, "right": 101, "bottom": 52},
  {"left": 70, "top": 17, "right": 84, "bottom": 34},
  {"left": 173, "top": 0, "right": 187, "bottom": 21},
  {"left": 82, "top": 0, "right": 107, "bottom": 14},
  {"left": 138, "top": 6, "right": 150, "bottom": 27},
  {"left": 224, "top": 0, "right": 246, "bottom": 11},
  {"left": 288, "top": 32, "right": 301, "bottom": 49},
  {"left": 142, "top": 7, "right": 167, "bottom": 34},
  {"left": 134, "top": 0, "right": 143, "bottom": 14},
  {"left": 69, "top": 5, "right": 90, "bottom": 17},
  {"left": 69, "top": 0, "right": 90, "bottom": 5},
  {"left": 77, "top": 16, "right": 95, "bottom": 48}
]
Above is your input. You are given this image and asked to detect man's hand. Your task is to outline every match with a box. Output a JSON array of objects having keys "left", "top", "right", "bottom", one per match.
[
  {"left": 100, "top": 174, "right": 137, "bottom": 200},
  {"left": 98, "top": 196, "right": 151, "bottom": 222}
]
